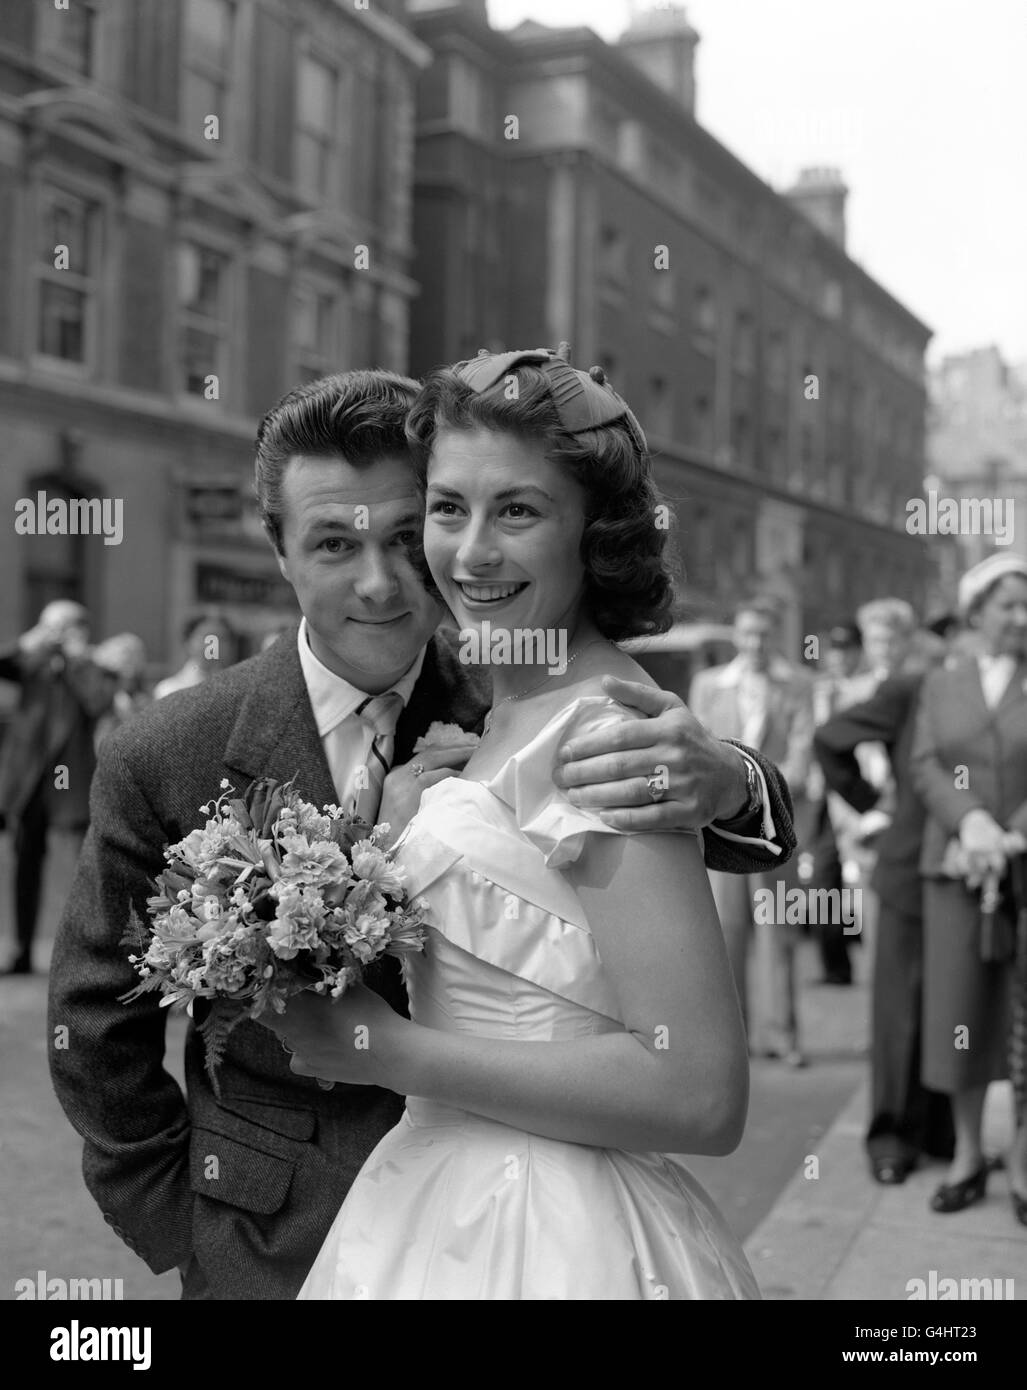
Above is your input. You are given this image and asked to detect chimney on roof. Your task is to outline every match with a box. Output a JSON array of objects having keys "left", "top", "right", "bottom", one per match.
[
  {"left": 617, "top": 3, "right": 700, "bottom": 115},
  {"left": 784, "top": 167, "right": 848, "bottom": 249}
]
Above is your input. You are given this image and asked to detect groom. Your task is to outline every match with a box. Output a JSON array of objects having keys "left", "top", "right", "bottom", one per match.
[{"left": 49, "top": 370, "right": 795, "bottom": 1301}]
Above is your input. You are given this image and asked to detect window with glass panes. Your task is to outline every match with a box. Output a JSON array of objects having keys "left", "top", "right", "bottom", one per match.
[
  {"left": 293, "top": 284, "right": 340, "bottom": 381},
  {"left": 295, "top": 53, "right": 340, "bottom": 203},
  {"left": 36, "top": 184, "right": 100, "bottom": 365},
  {"left": 38, "top": 0, "right": 98, "bottom": 76},
  {"left": 178, "top": 243, "right": 229, "bottom": 397},
  {"left": 182, "top": 0, "right": 234, "bottom": 137}
]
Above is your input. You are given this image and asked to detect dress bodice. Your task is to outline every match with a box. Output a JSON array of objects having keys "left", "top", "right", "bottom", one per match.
[{"left": 394, "top": 696, "right": 647, "bottom": 1042}]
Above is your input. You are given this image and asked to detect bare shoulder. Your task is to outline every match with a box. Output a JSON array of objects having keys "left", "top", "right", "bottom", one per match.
[{"left": 572, "top": 645, "right": 659, "bottom": 698}]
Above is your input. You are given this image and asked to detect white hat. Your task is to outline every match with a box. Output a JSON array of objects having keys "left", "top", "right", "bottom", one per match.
[{"left": 957, "top": 553, "right": 1027, "bottom": 614}]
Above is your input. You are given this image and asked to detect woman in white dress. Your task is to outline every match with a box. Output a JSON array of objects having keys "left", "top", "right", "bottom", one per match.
[{"left": 275, "top": 348, "right": 759, "bottom": 1300}]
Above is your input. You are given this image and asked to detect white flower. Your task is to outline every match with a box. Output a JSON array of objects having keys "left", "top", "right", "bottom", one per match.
[
  {"left": 277, "top": 831, "right": 352, "bottom": 887},
  {"left": 350, "top": 841, "right": 404, "bottom": 896},
  {"left": 413, "top": 721, "right": 480, "bottom": 754}
]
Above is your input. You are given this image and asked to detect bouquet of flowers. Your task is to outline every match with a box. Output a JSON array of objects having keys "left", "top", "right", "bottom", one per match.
[{"left": 120, "top": 776, "right": 428, "bottom": 1092}]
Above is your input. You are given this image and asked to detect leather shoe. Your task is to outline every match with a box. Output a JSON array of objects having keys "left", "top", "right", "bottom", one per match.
[
  {"left": 1012, "top": 1190, "right": 1027, "bottom": 1227},
  {"left": 929, "top": 1164, "right": 988, "bottom": 1213},
  {"left": 872, "top": 1155, "right": 913, "bottom": 1185},
  {"left": 1, "top": 958, "right": 32, "bottom": 976}
]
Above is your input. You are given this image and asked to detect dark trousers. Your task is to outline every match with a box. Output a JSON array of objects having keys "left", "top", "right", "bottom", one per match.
[
  {"left": 9, "top": 785, "right": 84, "bottom": 969},
  {"left": 807, "top": 799, "right": 852, "bottom": 982},
  {"left": 866, "top": 900, "right": 954, "bottom": 1162}
]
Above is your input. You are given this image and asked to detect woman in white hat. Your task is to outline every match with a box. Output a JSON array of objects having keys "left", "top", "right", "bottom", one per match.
[{"left": 911, "top": 552, "right": 1027, "bottom": 1224}]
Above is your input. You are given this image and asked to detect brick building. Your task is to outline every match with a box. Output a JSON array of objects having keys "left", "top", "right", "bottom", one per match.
[
  {"left": 0, "top": 0, "right": 428, "bottom": 664},
  {"left": 408, "top": 0, "right": 934, "bottom": 650}
]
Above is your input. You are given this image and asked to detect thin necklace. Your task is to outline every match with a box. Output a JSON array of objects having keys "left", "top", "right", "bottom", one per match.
[{"left": 482, "top": 638, "right": 609, "bottom": 736}]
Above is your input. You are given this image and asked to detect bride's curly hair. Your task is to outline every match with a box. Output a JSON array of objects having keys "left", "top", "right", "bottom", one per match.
[{"left": 404, "top": 364, "right": 678, "bottom": 642}]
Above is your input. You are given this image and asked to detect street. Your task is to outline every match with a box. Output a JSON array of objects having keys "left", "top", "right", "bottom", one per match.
[{"left": 1, "top": 830, "right": 870, "bottom": 1301}]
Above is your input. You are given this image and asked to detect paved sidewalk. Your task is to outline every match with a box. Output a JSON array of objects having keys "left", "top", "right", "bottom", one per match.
[{"left": 745, "top": 1079, "right": 1027, "bottom": 1299}]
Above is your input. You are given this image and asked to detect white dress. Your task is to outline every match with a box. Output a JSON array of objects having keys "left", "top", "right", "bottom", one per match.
[{"left": 298, "top": 695, "right": 760, "bottom": 1300}]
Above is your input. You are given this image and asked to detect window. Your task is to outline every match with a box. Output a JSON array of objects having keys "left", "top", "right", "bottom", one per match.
[
  {"left": 648, "top": 265, "right": 676, "bottom": 333},
  {"left": 765, "top": 425, "right": 785, "bottom": 479},
  {"left": 177, "top": 242, "right": 230, "bottom": 398},
  {"left": 38, "top": 0, "right": 98, "bottom": 76},
  {"left": 182, "top": 0, "right": 235, "bottom": 139},
  {"left": 598, "top": 225, "right": 627, "bottom": 300},
  {"left": 293, "top": 284, "right": 341, "bottom": 381},
  {"left": 732, "top": 523, "right": 752, "bottom": 585},
  {"left": 449, "top": 55, "right": 486, "bottom": 134},
  {"left": 732, "top": 309, "right": 754, "bottom": 374},
  {"left": 593, "top": 101, "right": 621, "bottom": 156},
  {"left": 35, "top": 184, "right": 101, "bottom": 367},
  {"left": 822, "top": 279, "right": 843, "bottom": 319},
  {"left": 692, "top": 393, "right": 713, "bottom": 452},
  {"left": 692, "top": 284, "right": 717, "bottom": 353},
  {"left": 766, "top": 329, "right": 787, "bottom": 392},
  {"left": 731, "top": 410, "right": 751, "bottom": 466},
  {"left": 647, "top": 376, "right": 673, "bottom": 439},
  {"left": 296, "top": 53, "right": 340, "bottom": 204}
]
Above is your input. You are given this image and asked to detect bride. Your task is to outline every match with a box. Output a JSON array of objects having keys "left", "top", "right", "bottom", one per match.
[{"left": 267, "top": 348, "right": 759, "bottom": 1300}]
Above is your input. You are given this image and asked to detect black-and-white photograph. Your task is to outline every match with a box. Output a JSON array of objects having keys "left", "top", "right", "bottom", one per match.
[{"left": 1, "top": 0, "right": 1025, "bottom": 1337}]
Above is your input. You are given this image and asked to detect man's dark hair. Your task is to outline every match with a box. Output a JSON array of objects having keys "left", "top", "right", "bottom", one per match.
[{"left": 254, "top": 370, "right": 421, "bottom": 553}]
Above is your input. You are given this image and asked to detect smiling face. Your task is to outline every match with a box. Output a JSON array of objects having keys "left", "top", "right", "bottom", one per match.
[
  {"left": 275, "top": 454, "right": 444, "bottom": 692},
  {"left": 423, "top": 426, "right": 589, "bottom": 658}
]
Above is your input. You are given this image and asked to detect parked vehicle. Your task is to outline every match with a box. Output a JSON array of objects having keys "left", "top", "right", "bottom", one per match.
[{"left": 620, "top": 622, "right": 736, "bottom": 704}]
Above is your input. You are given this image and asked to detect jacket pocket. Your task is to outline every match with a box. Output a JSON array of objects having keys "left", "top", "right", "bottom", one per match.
[
  {"left": 213, "top": 1096, "right": 317, "bottom": 1142},
  {"left": 189, "top": 1126, "right": 295, "bottom": 1216}
]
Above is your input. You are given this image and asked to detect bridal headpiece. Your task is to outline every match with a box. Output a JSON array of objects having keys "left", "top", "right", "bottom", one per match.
[{"left": 453, "top": 342, "right": 648, "bottom": 454}]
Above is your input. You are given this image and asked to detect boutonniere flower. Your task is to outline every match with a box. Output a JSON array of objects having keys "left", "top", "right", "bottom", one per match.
[{"left": 413, "top": 721, "right": 481, "bottom": 753}]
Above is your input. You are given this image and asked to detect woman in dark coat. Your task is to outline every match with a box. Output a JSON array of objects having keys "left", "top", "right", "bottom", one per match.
[{"left": 911, "top": 554, "right": 1027, "bottom": 1223}]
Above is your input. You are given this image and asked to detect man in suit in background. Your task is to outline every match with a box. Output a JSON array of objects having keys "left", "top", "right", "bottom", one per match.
[
  {"left": 814, "top": 619, "right": 956, "bottom": 1184},
  {"left": 48, "top": 371, "right": 797, "bottom": 1300},
  {"left": 691, "top": 597, "right": 816, "bottom": 1066},
  {"left": 0, "top": 601, "right": 115, "bottom": 974}
]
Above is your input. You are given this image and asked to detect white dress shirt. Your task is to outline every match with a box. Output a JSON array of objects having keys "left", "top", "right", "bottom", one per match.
[
  {"left": 296, "top": 619, "right": 426, "bottom": 806},
  {"left": 978, "top": 652, "right": 1017, "bottom": 710}
]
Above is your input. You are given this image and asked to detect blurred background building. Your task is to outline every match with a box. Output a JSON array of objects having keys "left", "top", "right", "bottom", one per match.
[
  {"left": 408, "top": 0, "right": 933, "bottom": 653},
  {"left": 927, "top": 344, "right": 1027, "bottom": 571},
  {"left": 0, "top": 0, "right": 937, "bottom": 671},
  {"left": 0, "top": 0, "right": 427, "bottom": 662}
]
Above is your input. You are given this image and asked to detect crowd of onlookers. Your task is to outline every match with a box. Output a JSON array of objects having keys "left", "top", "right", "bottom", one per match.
[
  {"left": 0, "top": 602, "right": 271, "bottom": 979},
  {"left": 695, "top": 553, "right": 1027, "bottom": 1227}
]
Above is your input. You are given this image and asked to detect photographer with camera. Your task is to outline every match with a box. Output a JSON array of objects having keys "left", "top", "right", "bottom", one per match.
[{"left": 0, "top": 600, "right": 115, "bottom": 975}]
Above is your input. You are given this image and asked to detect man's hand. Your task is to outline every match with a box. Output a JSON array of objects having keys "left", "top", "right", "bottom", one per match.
[
  {"left": 553, "top": 676, "right": 749, "bottom": 832},
  {"left": 378, "top": 742, "right": 478, "bottom": 847}
]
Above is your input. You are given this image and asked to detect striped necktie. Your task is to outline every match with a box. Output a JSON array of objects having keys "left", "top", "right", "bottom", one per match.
[{"left": 353, "top": 691, "right": 404, "bottom": 826}]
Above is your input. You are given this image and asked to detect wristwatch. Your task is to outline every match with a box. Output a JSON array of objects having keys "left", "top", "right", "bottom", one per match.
[{"left": 715, "top": 754, "right": 762, "bottom": 829}]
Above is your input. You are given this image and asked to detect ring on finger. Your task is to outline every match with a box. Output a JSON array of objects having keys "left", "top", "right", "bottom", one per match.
[
  {"left": 645, "top": 771, "right": 667, "bottom": 802},
  {"left": 410, "top": 761, "right": 425, "bottom": 778}
]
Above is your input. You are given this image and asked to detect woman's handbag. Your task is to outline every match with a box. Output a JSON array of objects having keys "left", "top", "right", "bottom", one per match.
[{"left": 939, "top": 837, "right": 1020, "bottom": 963}]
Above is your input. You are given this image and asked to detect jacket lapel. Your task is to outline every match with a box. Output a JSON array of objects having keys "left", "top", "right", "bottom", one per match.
[
  {"left": 994, "top": 659, "right": 1027, "bottom": 717},
  {"left": 395, "top": 629, "right": 492, "bottom": 763},
  {"left": 222, "top": 631, "right": 338, "bottom": 810}
]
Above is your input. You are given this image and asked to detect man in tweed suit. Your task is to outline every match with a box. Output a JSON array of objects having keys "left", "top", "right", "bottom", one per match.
[{"left": 48, "top": 371, "right": 796, "bottom": 1300}]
